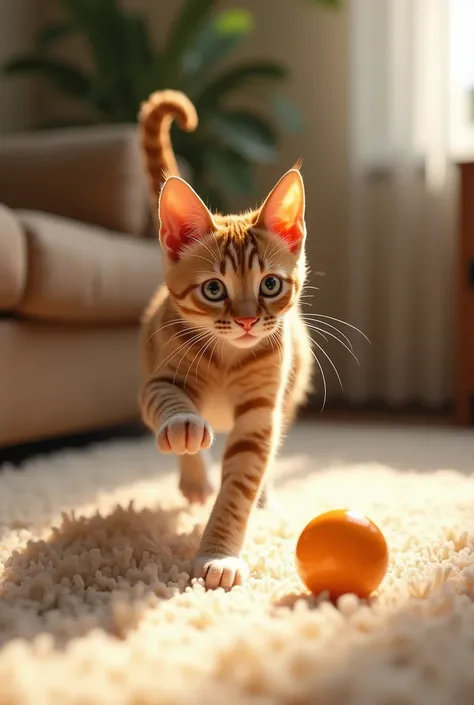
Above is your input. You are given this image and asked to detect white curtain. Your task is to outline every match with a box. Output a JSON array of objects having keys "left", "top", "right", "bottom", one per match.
[{"left": 346, "top": 0, "right": 460, "bottom": 407}]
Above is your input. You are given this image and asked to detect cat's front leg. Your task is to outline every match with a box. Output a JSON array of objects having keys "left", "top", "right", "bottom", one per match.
[
  {"left": 194, "top": 399, "right": 282, "bottom": 590},
  {"left": 140, "top": 376, "right": 213, "bottom": 455}
]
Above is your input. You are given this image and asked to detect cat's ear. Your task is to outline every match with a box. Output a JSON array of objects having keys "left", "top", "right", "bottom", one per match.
[
  {"left": 256, "top": 169, "right": 306, "bottom": 252},
  {"left": 158, "top": 176, "right": 215, "bottom": 261}
]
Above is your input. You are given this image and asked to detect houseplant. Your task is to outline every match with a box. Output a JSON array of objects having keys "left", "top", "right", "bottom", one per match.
[{"left": 3, "top": 0, "right": 340, "bottom": 210}]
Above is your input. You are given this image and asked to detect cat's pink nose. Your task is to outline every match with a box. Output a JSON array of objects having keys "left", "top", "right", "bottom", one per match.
[{"left": 234, "top": 316, "right": 259, "bottom": 332}]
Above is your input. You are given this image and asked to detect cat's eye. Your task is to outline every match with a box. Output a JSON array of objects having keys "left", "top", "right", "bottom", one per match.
[
  {"left": 202, "top": 279, "right": 227, "bottom": 302},
  {"left": 260, "top": 275, "right": 282, "bottom": 298}
]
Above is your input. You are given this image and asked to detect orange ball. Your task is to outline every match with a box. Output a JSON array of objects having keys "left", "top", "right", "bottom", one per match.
[{"left": 295, "top": 509, "right": 389, "bottom": 600}]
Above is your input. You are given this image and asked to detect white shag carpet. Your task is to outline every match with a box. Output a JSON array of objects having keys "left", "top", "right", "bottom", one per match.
[{"left": 0, "top": 421, "right": 474, "bottom": 705}]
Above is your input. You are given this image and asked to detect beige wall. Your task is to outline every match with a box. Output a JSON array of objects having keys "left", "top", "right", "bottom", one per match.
[
  {"left": 0, "top": 0, "right": 350, "bottom": 399},
  {"left": 0, "top": 0, "right": 42, "bottom": 132}
]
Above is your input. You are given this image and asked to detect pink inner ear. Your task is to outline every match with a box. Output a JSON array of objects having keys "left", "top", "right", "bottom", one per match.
[
  {"left": 161, "top": 221, "right": 195, "bottom": 261},
  {"left": 267, "top": 214, "right": 305, "bottom": 251},
  {"left": 159, "top": 177, "right": 214, "bottom": 260},
  {"left": 260, "top": 170, "right": 305, "bottom": 251}
]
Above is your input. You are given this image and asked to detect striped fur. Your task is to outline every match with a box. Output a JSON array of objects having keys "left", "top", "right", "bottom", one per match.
[{"left": 139, "top": 91, "right": 313, "bottom": 590}]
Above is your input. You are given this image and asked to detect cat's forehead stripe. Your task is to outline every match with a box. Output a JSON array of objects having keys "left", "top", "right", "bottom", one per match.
[
  {"left": 219, "top": 239, "right": 238, "bottom": 275},
  {"left": 214, "top": 227, "right": 266, "bottom": 277}
]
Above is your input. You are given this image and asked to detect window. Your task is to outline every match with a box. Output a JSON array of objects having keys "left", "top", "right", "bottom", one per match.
[
  {"left": 350, "top": 0, "right": 474, "bottom": 171},
  {"left": 449, "top": 0, "right": 474, "bottom": 156}
]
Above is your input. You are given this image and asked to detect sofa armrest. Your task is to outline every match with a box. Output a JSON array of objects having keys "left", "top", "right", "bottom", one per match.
[{"left": 0, "top": 124, "right": 149, "bottom": 236}]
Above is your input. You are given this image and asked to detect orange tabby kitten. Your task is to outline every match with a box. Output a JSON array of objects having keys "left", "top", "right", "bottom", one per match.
[{"left": 139, "top": 90, "right": 313, "bottom": 590}]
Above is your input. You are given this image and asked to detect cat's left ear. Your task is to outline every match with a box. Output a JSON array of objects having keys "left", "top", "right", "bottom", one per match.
[
  {"left": 158, "top": 176, "right": 215, "bottom": 261},
  {"left": 255, "top": 169, "right": 306, "bottom": 253}
]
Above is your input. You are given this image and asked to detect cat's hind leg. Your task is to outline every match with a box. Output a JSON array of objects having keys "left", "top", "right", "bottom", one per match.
[{"left": 179, "top": 449, "right": 214, "bottom": 505}]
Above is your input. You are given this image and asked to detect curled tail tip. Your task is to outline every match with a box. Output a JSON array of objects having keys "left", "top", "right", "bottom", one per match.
[{"left": 138, "top": 89, "right": 198, "bottom": 132}]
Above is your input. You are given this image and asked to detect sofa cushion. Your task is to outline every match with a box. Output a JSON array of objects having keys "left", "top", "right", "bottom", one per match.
[
  {"left": 17, "top": 210, "right": 163, "bottom": 324},
  {"left": 0, "top": 320, "right": 142, "bottom": 447},
  {"left": 0, "top": 204, "right": 27, "bottom": 310},
  {"left": 0, "top": 125, "right": 149, "bottom": 236}
]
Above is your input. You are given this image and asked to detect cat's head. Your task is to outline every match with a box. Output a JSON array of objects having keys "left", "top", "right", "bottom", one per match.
[{"left": 158, "top": 168, "right": 306, "bottom": 349}]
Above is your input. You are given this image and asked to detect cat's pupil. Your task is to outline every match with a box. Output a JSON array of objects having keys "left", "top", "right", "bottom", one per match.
[
  {"left": 208, "top": 282, "right": 220, "bottom": 295},
  {"left": 265, "top": 277, "right": 277, "bottom": 290}
]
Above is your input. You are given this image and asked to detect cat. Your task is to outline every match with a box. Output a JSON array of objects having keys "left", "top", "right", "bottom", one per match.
[{"left": 138, "top": 90, "right": 313, "bottom": 591}]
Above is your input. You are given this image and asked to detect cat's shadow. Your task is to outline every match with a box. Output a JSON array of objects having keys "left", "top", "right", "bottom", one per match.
[{"left": 0, "top": 502, "right": 201, "bottom": 649}]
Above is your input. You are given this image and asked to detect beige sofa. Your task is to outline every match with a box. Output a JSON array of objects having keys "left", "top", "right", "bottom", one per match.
[{"left": 0, "top": 125, "right": 164, "bottom": 448}]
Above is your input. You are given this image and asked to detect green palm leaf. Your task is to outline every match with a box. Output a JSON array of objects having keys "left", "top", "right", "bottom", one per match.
[
  {"left": 121, "top": 13, "right": 157, "bottom": 108},
  {"left": 61, "top": 0, "right": 135, "bottom": 120},
  {"left": 270, "top": 92, "right": 305, "bottom": 133},
  {"left": 163, "top": 0, "right": 215, "bottom": 84},
  {"left": 122, "top": 14, "right": 155, "bottom": 68},
  {"left": 35, "top": 21, "right": 76, "bottom": 47},
  {"left": 210, "top": 110, "right": 278, "bottom": 164},
  {"left": 183, "top": 8, "right": 254, "bottom": 83},
  {"left": 196, "top": 62, "right": 287, "bottom": 108},
  {"left": 205, "top": 147, "right": 256, "bottom": 196},
  {"left": 3, "top": 56, "right": 91, "bottom": 99}
]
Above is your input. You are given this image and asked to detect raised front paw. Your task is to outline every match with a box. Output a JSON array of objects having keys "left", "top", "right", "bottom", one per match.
[
  {"left": 156, "top": 414, "right": 213, "bottom": 455},
  {"left": 194, "top": 554, "right": 249, "bottom": 591}
]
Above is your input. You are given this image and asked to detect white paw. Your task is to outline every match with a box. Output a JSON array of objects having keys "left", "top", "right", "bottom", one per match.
[
  {"left": 156, "top": 414, "right": 213, "bottom": 455},
  {"left": 194, "top": 555, "right": 249, "bottom": 591},
  {"left": 179, "top": 476, "right": 214, "bottom": 505}
]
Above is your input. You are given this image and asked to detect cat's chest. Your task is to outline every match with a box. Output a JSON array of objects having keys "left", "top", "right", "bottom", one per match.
[{"left": 200, "top": 384, "right": 234, "bottom": 433}]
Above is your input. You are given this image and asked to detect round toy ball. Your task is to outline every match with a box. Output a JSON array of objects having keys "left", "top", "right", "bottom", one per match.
[{"left": 295, "top": 509, "right": 389, "bottom": 600}]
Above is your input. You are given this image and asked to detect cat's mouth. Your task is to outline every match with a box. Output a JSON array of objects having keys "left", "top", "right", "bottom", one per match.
[{"left": 231, "top": 331, "right": 260, "bottom": 348}]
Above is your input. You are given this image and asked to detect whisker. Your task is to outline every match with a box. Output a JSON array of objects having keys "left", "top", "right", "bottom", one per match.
[
  {"left": 195, "top": 335, "right": 217, "bottom": 381},
  {"left": 166, "top": 326, "right": 205, "bottom": 346},
  {"left": 302, "top": 317, "right": 354, "bottom": 351},
  {"left": 308, "top": 327, "right": 328, "bottom": 343},
  {"left": 145, "top": 318, "right": 184, "bottom": 343},
  {"left": 183, "top": 333, "right": 215, "bottom": 388},
  {"left": 262, "top": 238, "right": 281, "bottom": 265},
  {"left": 160, "top": 331, "right": 210, "bottom": 373},
  {"left": 189, "top": 235, "right": 221, "bottom": 265},
  {"left": 271, "top": 332, "right": 283, "bottom": 367},
  {"left": 303, "top": 313, "right": 370, "bottom": 343},
  {"left": 195, "top": 270, "right": 219, "bottom": 277},
  {"left": 156, "top": 331, "right": 204, "bottom": 366},
  {"left": 153, "top": 330, "right": 209, "bottom": 376},
  {"left": 305, "top": 324, "right": 360, "bottom": 365},
  {"left": 191, "top": 254, "right": 216, "bottom": 268},
  {"left": 265, "top": 239, "right": 289, "bottom": 267},
  {"left": 308, "top": 347, "right": 327, "bottom": 412},
  {"left": 172, "top": 331, "right": 212, "bottom": 384},
  {"left": 309, "top": 337, "right": 344, "bottom": 391},
  {"left": 210, "top": 231, "right": 225, "bottom": 267},
  {"left": 184, "top": 237, "right": 219, "bottom": 268},
  {"left": 267, "top": 331, "right": 277, "bottom": 364},
  {"left": 206, "top": 336, "right": 221, "bottom": 376}
]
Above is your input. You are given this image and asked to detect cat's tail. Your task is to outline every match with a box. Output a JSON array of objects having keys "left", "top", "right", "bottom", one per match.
[{"left": 138, "top": 90, "right": 198, "bottom": 221}]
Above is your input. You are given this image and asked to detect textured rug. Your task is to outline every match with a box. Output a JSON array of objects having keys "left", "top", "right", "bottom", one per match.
[{"left": 0, "top": 421, "right": 474, "bottom": 705}]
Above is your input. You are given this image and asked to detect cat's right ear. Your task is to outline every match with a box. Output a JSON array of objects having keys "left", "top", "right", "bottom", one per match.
[
  {"left": 255, "top": 169, "right": 306, "bottom": 254},
  {"left": 158, "top": 176, "right": 215, "bottom": 261}
]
